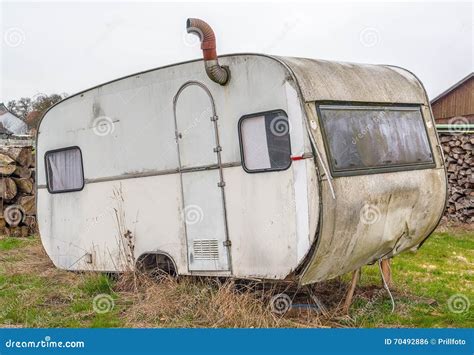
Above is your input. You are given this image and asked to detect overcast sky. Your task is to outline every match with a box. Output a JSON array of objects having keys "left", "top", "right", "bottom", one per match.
[{"left": 0, "top": 1, "right": 472, "bottom": 103}]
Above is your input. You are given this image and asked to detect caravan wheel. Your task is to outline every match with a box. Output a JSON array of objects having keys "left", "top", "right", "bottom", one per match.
[{"left": 136, "top": 253, "right": 177, "bottom": 278}]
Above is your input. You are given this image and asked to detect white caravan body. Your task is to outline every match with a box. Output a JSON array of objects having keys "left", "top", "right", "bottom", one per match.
[{"left": 37, "top": 54, "right": 447, "bottom": 284}]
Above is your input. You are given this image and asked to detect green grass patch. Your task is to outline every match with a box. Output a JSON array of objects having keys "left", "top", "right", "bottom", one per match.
[
  {"left": 0, "top": 238, "right": 123, "bottom": 327},
  {"left": 80, "top": 274, "right": 114, "bottom": 296},
  {"left": 350, "top": 231, "right": 474, "bottom": 328},
  {"left": 0, "top": 230, "right": 472, "bottom": 328},
  {"left": 0, "top": 236, "right": 35, "bottom": 251}
]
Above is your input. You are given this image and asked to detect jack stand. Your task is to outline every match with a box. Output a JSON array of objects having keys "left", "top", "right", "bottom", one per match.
[
  {"left": 343, "top": 268, "right": 361, "bottom": 314},
  {"left": 380, "top": 258, "right": 392, "bottom": 288}
]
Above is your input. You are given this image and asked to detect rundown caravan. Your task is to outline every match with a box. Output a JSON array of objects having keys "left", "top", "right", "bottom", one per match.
[{"left": 37, "top": 19, "right": 447, "bottom": 284}]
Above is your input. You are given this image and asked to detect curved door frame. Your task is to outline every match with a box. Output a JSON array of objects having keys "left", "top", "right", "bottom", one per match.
[{"left": 173, "top": 81, "right": 232, "bottom": 272}]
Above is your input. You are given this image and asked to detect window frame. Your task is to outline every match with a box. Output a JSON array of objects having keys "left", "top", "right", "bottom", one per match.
[
  {"left": 238, "top": 109, "right": 292, "bottom": 174},
  {"left": 315, "top": 102, "right": 436, "bottom": 177},
  {"left": 44, "top": 146, "right": 85, "bottom": 194}
]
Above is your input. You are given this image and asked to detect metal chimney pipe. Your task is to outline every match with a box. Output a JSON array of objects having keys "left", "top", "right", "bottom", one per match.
[{"left": 186, "top": 18, "right": 230, "bottom": 85}]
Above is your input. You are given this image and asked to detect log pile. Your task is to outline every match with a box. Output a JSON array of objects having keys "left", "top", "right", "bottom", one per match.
[
  {"left": 0, "top": 145, "right": 37, "bottom": 237},
  {"left": 439, "top": 133, "right": 474, "bottom": 224}
]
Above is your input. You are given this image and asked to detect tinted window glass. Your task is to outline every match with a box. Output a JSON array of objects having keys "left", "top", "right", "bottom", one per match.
[
  {"left": 239, "top": 110, "right": 291, "bottom": 172},
  {"left": 318, "top": 105, "right": 434, "bottom": 175},
  {"left": 45, "top": 147, "right": 84, "bottom": 193}
]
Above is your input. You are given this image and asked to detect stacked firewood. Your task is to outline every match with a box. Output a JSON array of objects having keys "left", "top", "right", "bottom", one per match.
[
  {"left": 439, "top": 133, "right": 474, "bottom": 223},
  {"left": 0, "top": 145, "right": 37, "bottom": 237}
]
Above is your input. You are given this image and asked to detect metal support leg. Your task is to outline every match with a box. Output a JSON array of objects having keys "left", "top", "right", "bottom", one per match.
[{"left": 343, "top": 268, "right": 361, "bottom": 314}]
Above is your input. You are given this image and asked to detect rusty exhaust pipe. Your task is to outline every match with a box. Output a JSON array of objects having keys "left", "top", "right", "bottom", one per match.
[{"left": 186, "top": 18, "right": 230, "bottom": 85}]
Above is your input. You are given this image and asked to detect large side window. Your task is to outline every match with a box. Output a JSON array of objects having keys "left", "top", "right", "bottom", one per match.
[
  {"left": 238, "top": 110, "right": 291, "bottom": 173},
  {"left": 45, "top": 147, "right": 84, "bottom": 193},
  {"left": 317, "top": 104, "right": 435, "bottom": 176}
]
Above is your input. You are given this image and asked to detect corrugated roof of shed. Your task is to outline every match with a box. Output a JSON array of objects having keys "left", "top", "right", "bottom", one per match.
[{"left": 0, "top": 103, "right": 28, "bottom": 135}]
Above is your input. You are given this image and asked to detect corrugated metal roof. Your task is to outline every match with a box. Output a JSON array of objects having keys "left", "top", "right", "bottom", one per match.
[{"left": 0, "top": 103, "right": 28, "bottom": 135}]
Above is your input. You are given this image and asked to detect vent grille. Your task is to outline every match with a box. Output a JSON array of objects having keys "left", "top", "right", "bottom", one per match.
[{"left": 193, "top": 239, "right": 219, "bottom": 260}]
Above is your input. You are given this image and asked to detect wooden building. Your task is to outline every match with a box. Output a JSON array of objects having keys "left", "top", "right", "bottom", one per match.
[{"left": 431, "top": 73, "right": 474, "bottom": 124}]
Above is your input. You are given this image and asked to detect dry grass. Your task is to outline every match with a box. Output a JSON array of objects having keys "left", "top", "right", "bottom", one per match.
[
  {"left": 0, "top": 237, "right": 80, "bottom": 285},
  {"left": 116, "top": 272, "right": 341, "bottom": 327},
  {"left": 1, "top": 226, "right": 472, "bottom": 328},
  {"left": 0, "top": 236, "right": 343, "bottom": 327}
]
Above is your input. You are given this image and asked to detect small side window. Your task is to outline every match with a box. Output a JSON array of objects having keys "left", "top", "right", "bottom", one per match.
[
  {"left": 45, "top": 147, "right": 84, "bottom": 193},
  {"left": 238, "top": 110, "right": 291, "bottom": 173}
]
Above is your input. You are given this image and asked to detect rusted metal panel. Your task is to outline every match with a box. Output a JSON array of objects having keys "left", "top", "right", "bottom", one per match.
[
  {"left": 299, "top": 168, "right": 446, "bottom": 284},
  {"left": 296, "top": 69, "right": 447, "bottom": 284}
]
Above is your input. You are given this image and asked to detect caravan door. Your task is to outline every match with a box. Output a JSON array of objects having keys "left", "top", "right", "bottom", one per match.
[{"left": 173, "top": 81, "right": 231, "bottom": 272}]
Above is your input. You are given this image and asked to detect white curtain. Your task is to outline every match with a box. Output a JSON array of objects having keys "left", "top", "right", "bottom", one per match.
[
  {"left": 241, "top": 115, "right": 271, "bottom": 170},
  {"left": 47, "top": 148, "right": 83, "bottom": 191}
]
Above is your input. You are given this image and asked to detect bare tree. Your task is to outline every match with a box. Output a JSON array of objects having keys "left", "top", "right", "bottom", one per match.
[
  {"left": 7, "top": 97, "right": 32, "bottom": 119},
  {"left": 6, "top": 93, "right": 68, "bottom": 132}
]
